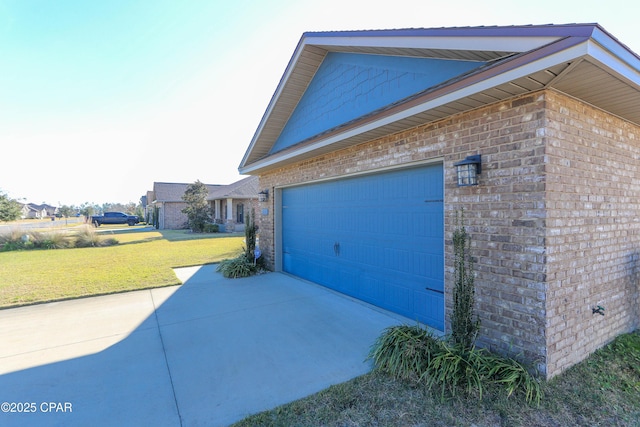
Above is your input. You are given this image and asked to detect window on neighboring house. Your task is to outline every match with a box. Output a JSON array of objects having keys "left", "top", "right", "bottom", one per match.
[{"left": 237, "top": 203, "right": 244, "bottom": 224}]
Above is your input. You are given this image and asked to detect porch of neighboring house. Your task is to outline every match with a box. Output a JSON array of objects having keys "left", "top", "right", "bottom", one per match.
[{"left": 211, "top": 199, "right": 241, "bottom": 232}]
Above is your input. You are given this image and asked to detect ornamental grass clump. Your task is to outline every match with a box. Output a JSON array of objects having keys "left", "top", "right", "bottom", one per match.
[
  {"left": 369, "top": 326, "right": 542, "bottom": 404},
  {"left": 367, "top": 324, "right": 441, "bottom": 382},
  {"left": 35, "top": 231, "right": 71, "bottom": 249},
  {"left": 74, "top": 225, "right": 118, "bottom": 247},
  {"left": 216, "top": 254, "right": 257, "bottom": 278}
]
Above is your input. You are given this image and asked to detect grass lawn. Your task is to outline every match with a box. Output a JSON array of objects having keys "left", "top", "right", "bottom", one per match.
[
  {"left": 0, "top": 227, "right": 244, "bottom": 308},
  {"left": 234, "top": 330, "right": 640, "bottom": 426}
]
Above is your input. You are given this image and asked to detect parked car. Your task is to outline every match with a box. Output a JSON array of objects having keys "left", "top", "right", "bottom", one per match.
[{"left": 91, "top": 212, "right": 139, "bottom": 226}]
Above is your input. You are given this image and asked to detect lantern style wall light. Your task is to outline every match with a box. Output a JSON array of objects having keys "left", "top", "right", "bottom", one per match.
[
  {"left": 454, "top": 154, "right": 482, "bottom": 186},
  {"left": 258, "top": 189, "right": 269, "bottom": 202}
]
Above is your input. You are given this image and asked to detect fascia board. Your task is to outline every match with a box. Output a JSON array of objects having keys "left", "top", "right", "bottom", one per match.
[
  {"left": 591, "top": 27, "right": 640, "bottom": 67},
  {"left": 587, "top": 33, "right": 640, "bottom": 87}
]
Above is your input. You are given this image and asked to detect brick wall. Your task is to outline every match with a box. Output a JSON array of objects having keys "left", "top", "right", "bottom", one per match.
[
  {"left": 544, "top": 90, "right": 640, "bottom": 377},
  {"left": 256, "top": 89, "right": 640, "bottom": 378},
  {"left": 161, "top": 202, "right": 188, "bottom": 229}
]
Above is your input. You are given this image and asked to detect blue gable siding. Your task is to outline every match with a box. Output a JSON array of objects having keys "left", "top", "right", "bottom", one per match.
[{"left": 269, "top": 53, "right": 485, "bottom": 154}]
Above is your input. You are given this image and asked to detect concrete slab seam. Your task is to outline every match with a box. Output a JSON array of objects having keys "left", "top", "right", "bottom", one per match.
[{"left": 150, "top": 289, "right": 183, "bottom": 427}]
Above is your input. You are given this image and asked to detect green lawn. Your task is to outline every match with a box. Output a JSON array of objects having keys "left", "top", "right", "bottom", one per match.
[{"left": 0, "top": 227, "right": 244, "bottom": 308}]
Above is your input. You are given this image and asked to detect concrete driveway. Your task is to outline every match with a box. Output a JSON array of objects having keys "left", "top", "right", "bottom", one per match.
[{"left": 0, "top": 265, "right": 407, "bottom": 426}]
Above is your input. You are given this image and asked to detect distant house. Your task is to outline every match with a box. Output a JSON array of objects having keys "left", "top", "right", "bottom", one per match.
[
  {"left": 239, "top": 24, "right": 640, "bottom": 379},
  {"left": 20, "top": 203, "right": 57, "bottom": 219},
  {"left": 146, "top": 176, "right": 259, "bottom": 230}
]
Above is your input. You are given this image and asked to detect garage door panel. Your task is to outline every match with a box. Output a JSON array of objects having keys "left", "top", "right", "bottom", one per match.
[
  {"left": 282, "top": 164, "right": 444, "bottom": 330},
  {"left": 414, "top": 291, "right": 445, "bottom": 330},
  {"left": 360, "top": 274, "right": 385, "bottom": 302},
  {"left": 383, "top": 282, "right": 412, "bottom": 313}
]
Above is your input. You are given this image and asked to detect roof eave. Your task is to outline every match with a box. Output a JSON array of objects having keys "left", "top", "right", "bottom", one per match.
[{"left": 240, "top": 25, "right": 640, "bottom": 175}]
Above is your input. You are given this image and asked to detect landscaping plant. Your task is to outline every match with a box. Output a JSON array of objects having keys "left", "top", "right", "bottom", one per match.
[
  {"left": 216, "top": 254, "right": 257, "bottom": 278},
  {"left": 181, "top": 180, "right": 212, "bottom": 232},
  {"left": 243, "top": 207, "right": 257, "bottom": 260},
  {"left": 451, "top": 209, "right": 480, "bottom": 350},
  {"left": 216, "top": 207, "right": 263, "bottom": 278},
  {"left": 0, "top": 225, "right": 118, "bottom": 251},
  {"left": 367, "top": 324, "right": 440, "bottom": 382}
]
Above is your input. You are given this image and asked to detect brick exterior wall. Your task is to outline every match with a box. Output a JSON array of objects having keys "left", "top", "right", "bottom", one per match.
[
  {"left": 256, "top": 89, "right": 640, "bottom": 378},
  {"left": 544, "top": 91, "right": 640, "bottom": 377},
  {"left": 161, "top": 202, "right": 189, "bottom": 229}
]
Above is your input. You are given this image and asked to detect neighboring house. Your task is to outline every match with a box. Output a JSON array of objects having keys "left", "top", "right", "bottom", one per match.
[
  {"left": 20, "top": 203, "right": 56, "bottom": 219},
  {"left": 147, "top": 176, "right": 259, "bottom": 230},
  {"left": 239, "top": 24, "right": 640, "bottom": 379}
]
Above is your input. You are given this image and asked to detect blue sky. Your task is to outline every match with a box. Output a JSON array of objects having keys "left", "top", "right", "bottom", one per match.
[{"left": 1, "top": 0, "right": 638, "bottom": 206}]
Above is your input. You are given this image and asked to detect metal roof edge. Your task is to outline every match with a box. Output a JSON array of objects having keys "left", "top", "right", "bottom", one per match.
[{"left": 300, "top": 23, "right": 601, "bottom": 39}]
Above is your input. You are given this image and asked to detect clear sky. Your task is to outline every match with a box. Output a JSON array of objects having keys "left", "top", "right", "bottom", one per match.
[{"left": 1, "top": 0, "right": 638, "bottom": 206}]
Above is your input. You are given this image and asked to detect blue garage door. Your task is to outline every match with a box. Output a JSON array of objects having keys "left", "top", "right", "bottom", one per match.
[{"left": 282, "top": 164, "right": 444, "bottom": 330}]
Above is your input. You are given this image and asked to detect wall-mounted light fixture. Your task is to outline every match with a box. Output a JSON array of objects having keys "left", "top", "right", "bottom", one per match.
[
  {"left": 258, "top": 189, "right": 269, "bottom": 202},
  {"left": 454, "top": 154, "right": 482, "bottom": 187}
]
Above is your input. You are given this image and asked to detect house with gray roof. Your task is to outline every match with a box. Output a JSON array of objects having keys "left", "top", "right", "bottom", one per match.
[
  {"left": 20, "top": 203, "right": 57, "bottom": 219},
  {"left": 146, "top": 176, "right": 259, "bottom": 230},
  {"left": 239, "top": 24, "right": 640, "bottom": 378}
]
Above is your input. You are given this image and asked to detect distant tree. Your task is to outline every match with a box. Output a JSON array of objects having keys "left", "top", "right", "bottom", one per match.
[
  {"left": 79, "top": 203, "right": 99, "bottom": 222},
  {"left": 135, "top": 204, "right": 144, "bottom": 223},
  {"left": 58, "top": 205, "right": 74, "bottom": 218},
  {"left": 181, "top": 180, "right": 211, "bottom": 232},
  {"left": 0, "top": 192, "right": 22, "bottom": 222},
  {"left": 100, "top": 202, "right": 140, "bottom": 215}
]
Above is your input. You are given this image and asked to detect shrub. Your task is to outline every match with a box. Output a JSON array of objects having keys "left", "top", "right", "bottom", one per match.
[
  {"left": 0, "top": 230, "right": 41, "bottom": 251},
  {"left": 181, "top": 180, "right": 212, "bottom": 232},
  {"left": 100, "top": 237, "right": 119, "bottom": 247},
  {"left": 244, "top": 208, "right": 257, "bottom": 260},
  {"left": 203, "top": 223, "right": 219, "bottom": 233},
  {"left": 451, "top": 209, "right": 480, "bottom": 350},
  {"left": 216, "top": 254, "right": 257, "bottom": 278}
]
